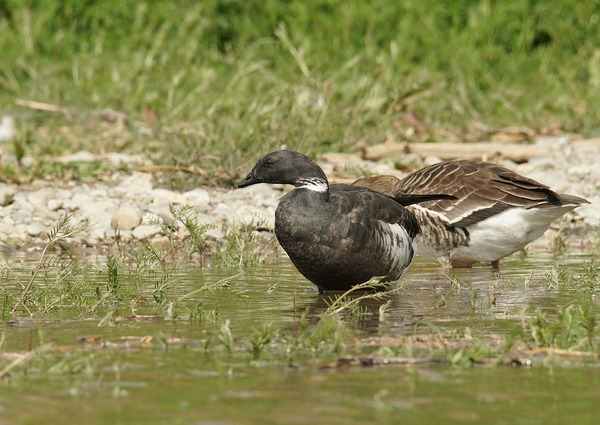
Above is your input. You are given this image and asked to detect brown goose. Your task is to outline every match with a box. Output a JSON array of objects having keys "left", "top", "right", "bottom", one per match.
[
  {"left": 238, "top": 150, "right": 451, "bottom": 292},
  {"left": 353, "top": 159, "right": 589, "bottom": 269}
]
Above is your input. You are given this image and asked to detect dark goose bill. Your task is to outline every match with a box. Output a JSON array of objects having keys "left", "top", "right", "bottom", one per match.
[{"left": 238, "top": 170, "right": 260, "bottom": 188}]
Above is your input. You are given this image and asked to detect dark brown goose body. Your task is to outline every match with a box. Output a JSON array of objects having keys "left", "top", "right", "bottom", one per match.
[
  {"left": 239, "top": 150, "right": 428, "bottom": 292},
  {"left": 274, "top": 184, "right": 419, "bottom": 291},
  {"left": 353, "top": 160, "right": 589, "bottom": 268}
]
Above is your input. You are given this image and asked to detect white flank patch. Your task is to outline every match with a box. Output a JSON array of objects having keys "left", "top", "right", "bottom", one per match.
[
  {"left": 297, "top": 178, "right": 328, "bottom": 193},
  {"left": 451, "top": 205, "right": 577, "bottom": 263},
  {"left": 381, "top": 222, "right": 414, "bottom": 278}
]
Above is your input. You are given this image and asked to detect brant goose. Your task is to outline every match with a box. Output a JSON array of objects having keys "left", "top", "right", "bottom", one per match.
[
  {"left": 238, "top": 150, "right": 451, "bottom": 292},
  {"left": 353, "top": 159, "right": 589, "bottom": 269}
]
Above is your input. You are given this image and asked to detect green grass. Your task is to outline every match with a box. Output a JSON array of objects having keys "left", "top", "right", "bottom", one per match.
[
  {"left": 1, "top": 4, "right": 599, "bottom": 415},
  {"left": 1, "top": 0, "right": 600, "bottom": 185}
]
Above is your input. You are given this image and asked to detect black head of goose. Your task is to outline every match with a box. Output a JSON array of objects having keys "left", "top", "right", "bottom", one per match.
[
  {"left": 238, "top": 150, "right": 451, "bottom": 292},
  {"left": 353, "top": 159, "right": 590, "bottom": 269}
]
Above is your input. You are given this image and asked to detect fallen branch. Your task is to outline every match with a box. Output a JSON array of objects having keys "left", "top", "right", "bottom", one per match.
[
  {"left": 15, "top": 98, "right": 73, "bottom": 120},
  {"left": 137, "top": 164, "right": 207, "bottom": 175},
  {"left": 0, "top": 344, "right": 53, "bottom": 379},
  {"left": 363, "top": 141, "right": 553, "bottom": 163},
  {"left": 322, "top": 356, "right": 438, "bottom": 369}
]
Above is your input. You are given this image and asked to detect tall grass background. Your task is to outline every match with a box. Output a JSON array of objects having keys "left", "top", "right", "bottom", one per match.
[{"left": 1, "top": 0, "right": 599, "bottom": 182}]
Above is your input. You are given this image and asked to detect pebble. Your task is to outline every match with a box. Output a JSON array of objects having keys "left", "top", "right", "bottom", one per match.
[
  {"left": 57, "top": 151, "right": 97, "bottom": 163},
  {"left": 27, "top": 222, "right": 48, "bottom": 237},
  {"left": 132, "top": 224, "right": 163, "bottom": 240},
  {"left": 0, "top": 139, "right": 597, "bottom": 250},
  {"left": 182, "top": 188, "right": 211, "bottom": 208},
  {"left": 115, "top": 203, "right": 143, "bottom": 230},
  {"left": 0, "top": 115, "right": 16, "bottom": 142},
  {"left": 0, "top": 185, "right": 16, "bottom": 206}
]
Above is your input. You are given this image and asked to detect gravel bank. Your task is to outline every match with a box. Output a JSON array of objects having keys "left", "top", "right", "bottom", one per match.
[{"left": 0, "top": 137, "right": 597, "bottom": 255}]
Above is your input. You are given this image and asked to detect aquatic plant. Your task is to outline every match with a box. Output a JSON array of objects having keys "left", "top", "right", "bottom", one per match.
[
  {"left": 8, "top": 214, "right": 88, "bottom": 316},
  {"left": 521, "top": 302, "right": 598, "bottom": 354}
]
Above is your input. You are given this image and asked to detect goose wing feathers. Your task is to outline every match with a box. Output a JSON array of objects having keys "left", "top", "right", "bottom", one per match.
[{"left": 395, "top": 160, "right": 585, "bottom": 227}]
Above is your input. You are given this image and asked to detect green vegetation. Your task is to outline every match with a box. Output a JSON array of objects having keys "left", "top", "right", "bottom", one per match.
[
  {"left": 0, "top": 217, "right": 598, "bottom": 421},
  {"left": 1, "top": 213, "right": 598, "bottom": 367},
  {"left": 1, "top": 0, "right": 600, "bottom": 184},
  {"left": 0, "top": 213, "right": 272, "bottom": 319},
  {"left": 1, "top": 3, "right": 599, "bottom": 421}
]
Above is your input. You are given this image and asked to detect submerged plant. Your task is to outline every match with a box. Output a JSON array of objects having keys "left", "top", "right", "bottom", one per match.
[
  {"left": 543, "top": 265, "right": 572, "bottom": 289},
  {"left": 520, "top": 302, "right": 599, "bottom": 353},
  {"left": 106, "top": 255, "right": 120, "bottom": 296},
  {"left": 247, "top": 323, "right": 278, "bottom": 359},
  {"left": 217, "top": 319, "right": 234, "bottom": 353},
  {"left": 212, "top": 225, "right": 271, "bottom": 269},
  {"left": 10, "top": 214, "right": 88, "bottom": 316},
  {"left": 323, "top": 278, "right": 397, "bottom": 316},
  {"left": 170, "top": 204, "right": 213, "bottom": 260}
]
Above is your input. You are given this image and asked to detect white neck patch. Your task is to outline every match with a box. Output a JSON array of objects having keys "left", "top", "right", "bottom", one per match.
[{"left": 297, "top": 178, "right": 328, "bottom": 193}]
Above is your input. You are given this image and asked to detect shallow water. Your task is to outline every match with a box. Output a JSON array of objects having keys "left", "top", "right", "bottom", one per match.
[{"left": 1, "top": 251, "right": 599, "bottom": 425}]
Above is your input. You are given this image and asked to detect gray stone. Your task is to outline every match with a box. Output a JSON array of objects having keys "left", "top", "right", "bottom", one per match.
[
  {"left": 27, "top": 222, "right": 48, "bottom": 237},
  {"left": 229, "top": 204, "right": 274, "bottom": 228},
  {"left": 132, "top": 224, "right": 163, "bottom": 240},
  {"left": 204, "top": 227, "right": 224, "bottom": 241},
  {"left": 145, "top": 188, "right": 185, "bottom": 206},
  {"left": 423, "top": 155, "right": 442, "bottom": 166},
  {"left": 57, "top": 151, "right": 97, "bottom": 163},
  {"left": 117, "top": 172, "right": 153, "bottom": 195},
  {"left": 114, "top": 203, "right": 143, "bottom": 230},
  {"left": 0, "top": 139, "right": 597, "bottom": 250},
  {"left": 105, "top": 152, "right": 145, "bottom": 167},
  {"left": 27, "top": 188, "right": 57, "bottom": 207},
  {"left": 577, "top": 198, "right": 600, "bottom": 227},
  {"left": 0, "top": 115, "right": 15, "bottom": 142},
  {"left": 182, "top": 188, "right": 211, "bottom": 208},
  {"left": 0, "top": 222, "right": 16, "bottom": 235},
  {"left": 0, "top": 185, "right": 16, "bottom": 206}
]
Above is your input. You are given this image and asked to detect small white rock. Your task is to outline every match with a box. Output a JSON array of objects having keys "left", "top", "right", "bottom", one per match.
[
  {"left": 182, "top": 188, "right": 211, "bottom": 208},
  {"left": 57, "top": 151, "right": 97, "bottom": 163},
  {"left": 47, "top": 199, "right": 63, "bottom": 211},
  {"left": 118, "top": 172, "right": 153, "bottom": 195},
  {"left": 0, "top": 185, "right": 16, "bottom": 206},
  {"left": 105, "top": 152, "right": 146, "bottom": 167},
  {"left": 114, "top": 203, "right": 143, "bottom": 230},
  {"left": 204, "top": 227, "right": 224, "bottom": 241},
  {"left": 145, "top": 188, "right": 186, "bottom": 205},
  {"left": 0, "top": 116, "right": 16, "bottom": 142},
  {"left": 27, "top": 222, "right": 48, "bottom": 237},
  {"left": 132, "top": 224, "right": 163, "bottom": 240}
]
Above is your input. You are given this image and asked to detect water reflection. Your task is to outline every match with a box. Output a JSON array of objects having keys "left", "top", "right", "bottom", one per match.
[
  {"left": 3, "top": 250, "right": 596, "bottom": 338},
  {"left": 247, "top": 253, "right": 598, "bottom": 337},
  {"left": 2, "top": 250, "right": 599, "bottom": 425}
]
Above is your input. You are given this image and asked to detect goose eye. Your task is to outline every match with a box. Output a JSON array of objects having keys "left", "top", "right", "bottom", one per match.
[{"left": 264, "top": 158, "right": 274, "bottom": 167}]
